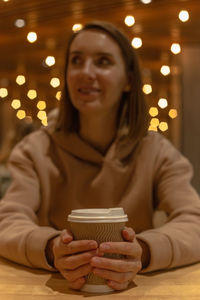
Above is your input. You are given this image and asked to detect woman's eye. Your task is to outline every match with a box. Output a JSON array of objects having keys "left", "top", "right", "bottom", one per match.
[
  {"left": 97, "top": 57, "right": 112, "bottom": 66},
  {"left": 70, "top": 56, "right": 82, "bottom": 65}
]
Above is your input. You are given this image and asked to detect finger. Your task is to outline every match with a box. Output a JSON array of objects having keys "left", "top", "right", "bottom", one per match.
[
  {"left": 93, "top": 268, "right": 134, "bottom": 283},
  {"left": 91, "top": 256, "right": 141, "bottom": 273},
  {"left": 107, "top": 280, "right": 130, "bottom": 291},
  {"left": 61, "top": 229, "right": 73, "bottom": 243},
  {"left": 59, "top": 240, "right": 98, "bottom": 256},
  {"left": 99, "top": 241, "right": 141, "bottom": 257},
  {"left": 56, "top": 250, "right": 98, "bottom": 270},
  {"left": 122, "top": 227, "right": 135, "bottom": 242},
  {"left": 68, "top": 277, "right": 85, "bottom": 290},
  {"left": 62, "top": 263, "right": 93, "bottom": 283}
]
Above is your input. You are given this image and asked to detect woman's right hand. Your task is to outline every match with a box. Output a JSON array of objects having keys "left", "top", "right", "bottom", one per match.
[{"left": 48, "top": 230, "right": 99, "bottom": 290}]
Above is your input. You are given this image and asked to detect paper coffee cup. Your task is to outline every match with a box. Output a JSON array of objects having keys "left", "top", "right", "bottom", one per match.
[{"left": 67, "top": 208, "right": 128, "bottom": 293}]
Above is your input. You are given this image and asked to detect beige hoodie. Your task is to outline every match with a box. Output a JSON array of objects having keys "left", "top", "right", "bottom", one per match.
[{"left": 0, "top": 128, "right": 200, "bottom": 273}]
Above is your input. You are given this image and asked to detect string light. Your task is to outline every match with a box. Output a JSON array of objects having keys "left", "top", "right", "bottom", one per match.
[
  {"left": 169, "top": 109, "right": 178, "bottom": 119},
  {"left": 11, "top": 99, "right": 21, "bottom": 109},
  {"left": 16, "top": 110, "right": 26, "bottom": 120},
  {"left": 159, "top": 122, "right": 168, "bottom": 132},
  {"left": 41, "top": 118, "right": 48, "bottom": 126},
  {"left": 131, "top": 37, "right": 142, "bottom": 49},
  {"left": 124, "top": 16, "right": 135, "bottom": 27},
  {"left": 0, "top": 88, "right": 8, "bottom": 98},
  {"left": 72, "top": 24, "right": 83, "bottom": 32},
  {"left": 149, "top": 107, "right": 158, "bottom": 117},
  {"left": 148, "top": 125, "right": 158, "bottom": 132},
  {"left": 150, "top": 118, "right": 160, "bottom": 128},
  {"left": 56, "top": 91, "right": 62, "bottom": 100},
  {"left": 171, "top": 43, "right": 181, "bottom": 54},
  {"left": 15, "top": 19, "right": 26, "bottom": 28},
  {"left": 37, "top": 110, "right": 47, "bottom": 120},
  {"left": 140, "top": 0, "right": 152, "bottom": 4},
  {"left": 143, "top": 84, "right": 152, "bottom": 94},
  {"left": 45, "top": 56, "right": 55, "bottom": 67},
  {"left": 50, "top": 78, "right": 60, "bottom": 88},
  {"left": 37, "top": 101, "right": 46, "bottom": 110},
  {"left": 160, "top": 65, "right": 170, "bottom": 76},
  {"left": 27, "top": 89, "right": 37, "bottom": 99},
  {"left": 158, "top": 98, "right": 168, "bottom": 109},
  {"left": 16, "top": 75, "right": 26, "bottom": 85},
  {"left": 27, "top": 32, "right": 37, "bottom": 43},
  {"left": 179, "top": 10, "right": 189, "bottom": 22}
]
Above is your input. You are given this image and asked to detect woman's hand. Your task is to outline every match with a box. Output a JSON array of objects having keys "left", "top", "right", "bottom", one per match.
[
  {"left": 47, "top": 230, "right": 98, "bottom": 290},
  {"left": 90, "top": 227, "right": 143, "bottom": 291}
]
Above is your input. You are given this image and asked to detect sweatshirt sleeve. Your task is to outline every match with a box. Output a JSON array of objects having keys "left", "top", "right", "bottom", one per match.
[
  {"left": 0, "top": 139, "right": 61, "bottom": 271},
  {"left": 137, "top": 134, "right": 200, "bottom": 273}
]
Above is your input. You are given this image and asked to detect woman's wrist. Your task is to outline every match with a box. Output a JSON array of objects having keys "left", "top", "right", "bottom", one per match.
[
  {"left": 45, "top": 237, "right": 55, "bottom": 267},
  {"left": 137, "top": 239, "right": 150, "bottom": 269}
]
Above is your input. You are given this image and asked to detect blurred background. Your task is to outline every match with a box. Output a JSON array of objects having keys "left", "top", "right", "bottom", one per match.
[{"left": 0, "top": 0, "right": 200, "bottom": 192}]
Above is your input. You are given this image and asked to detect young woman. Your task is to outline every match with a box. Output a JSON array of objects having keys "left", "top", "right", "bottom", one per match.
[{"left": 0, "top": 21, "right": 200, "bottom": 292}]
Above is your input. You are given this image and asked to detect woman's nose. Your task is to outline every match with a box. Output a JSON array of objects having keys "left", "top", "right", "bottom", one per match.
[{"left": 81, "top": 60, "right": 96, "bottom": 79}]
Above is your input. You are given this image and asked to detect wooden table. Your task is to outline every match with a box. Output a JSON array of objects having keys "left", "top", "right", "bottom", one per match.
[{"left": 1, "top": 256, "right": 200, "bottom": 300}]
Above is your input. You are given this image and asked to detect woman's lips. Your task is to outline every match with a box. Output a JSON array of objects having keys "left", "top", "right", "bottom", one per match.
[{"left": 78, "top": 87, "right": 101, "bottom": 95}]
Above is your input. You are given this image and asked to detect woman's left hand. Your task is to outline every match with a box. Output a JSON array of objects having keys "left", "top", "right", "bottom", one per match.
[{"left": 90, "top": 227, "right": 142, "bottom": 291}]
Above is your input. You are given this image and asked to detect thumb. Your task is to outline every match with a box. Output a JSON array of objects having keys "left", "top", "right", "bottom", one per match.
[
  {"left": 60, "top": 229, "right": 73, "bottom": 243},
  {"left": 122, "top": 227, "right": 135, "bottom": 242}
]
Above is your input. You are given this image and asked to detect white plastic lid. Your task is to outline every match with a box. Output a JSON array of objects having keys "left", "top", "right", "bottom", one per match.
[{"left": 67, "top": 208, "right": 128, "bottom": 223}]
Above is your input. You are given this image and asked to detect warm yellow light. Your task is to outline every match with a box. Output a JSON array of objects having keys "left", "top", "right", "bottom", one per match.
[
  {"left": 149, "top": 107, "right": 158, "bottom": 117},
  {"left": 179, "top": 10, "right": 189, "bottom": 22},
  {"left": 11, "top": 99, "right": 21, "bottom": 109},
  {"left": 150, "top": 118, "right": 160, "bottom": 128},
  {"left": 56, "top": 91, "right": 62, "bottom": 100},
  {"left": 158, "top": 98, "right": 168, "bottom": 109},
  {"left": 0, "top": 88, "right": 8, "bottom": 98},
  {"left": 37, "top": 101, "right": 46, "bottom": 110},
  {"left": 16, "top": 75, "right": 26, "bottom": 85},
  {"left": 41, "top": 118, "right": 48, "bottom": 126},
  {"left": 171, "top": 43, "right": 181, "bottom": 54},
  {"left": 27, "top": 32, "right": 37, "bottom": 43},
  {"left": 169, "top": 109, "right": 178, "bottom": 119},
  {"left": 159, "top": 122, "right": 168, "bottom": 132},
  {"left": 16, "top": 110, "right": 26, "bottom": 120},
  {"left": 72, "top": 24, "right": 83, "bottom": 32},
  {"left": 14, "top": 19, "right": 26, "bottom": 28},
  {"left": 148, "top": 125, "right": 158, "bottom": 132},
  {"left": 160, "top": 65, "right": 170, "bottom": 76},
  {"left": 140, "top": 0, "right": 152, "bottom": 3},
  {"left": 131, "top": 37, "right": 142, "bottom": 49},
  {"left": 45, "top": 56, "right": 55, "bottom": 66},
  {"left": 124, "top": 15, "right": 135, "bottom": 27},
  {"left": 3, "top": 0, "right": 10, "bottom": 2},
  {"left": 27, "top": 89, "right": 37, "bottom": 99},
  {"left": 37, "top": 110, "right": 47, "bottom": 120},
  {"left": 143, "top": 84, "right": 152, "bottom": 95},
  {"left": 50, "top": 77, "right": 60, "bottom": 88}
]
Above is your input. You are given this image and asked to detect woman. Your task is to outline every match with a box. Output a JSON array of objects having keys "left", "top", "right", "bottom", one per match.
[
  {"left": 0, "top": 21, "right": 200, "bottom": 292},
  {"left": 0, "top": 118, "right": 38, "bottom": 199}
]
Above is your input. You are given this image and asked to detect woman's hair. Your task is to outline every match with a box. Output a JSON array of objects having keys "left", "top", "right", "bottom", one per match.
[{"left": 56, "top": 21, "right": 149, "bottom": 154}]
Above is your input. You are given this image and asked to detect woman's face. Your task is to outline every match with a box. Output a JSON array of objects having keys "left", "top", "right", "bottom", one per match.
[{"left": 66, "top": 29, "right": 129, "bottom": 117}]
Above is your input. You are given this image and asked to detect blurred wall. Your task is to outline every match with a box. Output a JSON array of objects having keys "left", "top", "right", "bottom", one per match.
[{"left": 181, "top": 46, "right": 200, "bottom": 194}]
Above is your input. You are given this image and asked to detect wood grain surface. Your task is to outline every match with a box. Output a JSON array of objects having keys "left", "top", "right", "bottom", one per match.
[{"left": 0, "top": 256, "right": 200, "bottom": 300}]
